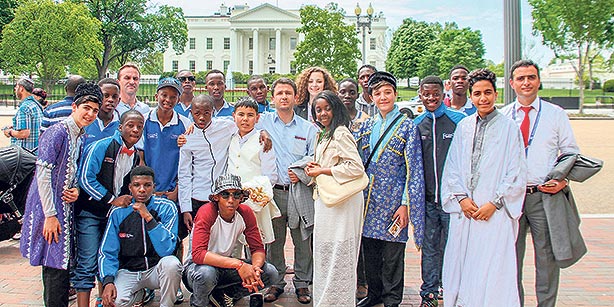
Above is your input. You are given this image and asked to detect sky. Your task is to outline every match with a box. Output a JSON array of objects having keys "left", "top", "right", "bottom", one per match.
[{"left": 156, "top": 0, "right": 554, "bottom": 66}]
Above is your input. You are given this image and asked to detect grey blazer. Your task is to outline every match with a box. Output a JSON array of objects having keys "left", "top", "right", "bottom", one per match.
[{"left": 288, "top": 155, "right": 315, "bottom": 240}]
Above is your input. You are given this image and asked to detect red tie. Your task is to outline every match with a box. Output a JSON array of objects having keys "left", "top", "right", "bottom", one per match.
[
  {"left": 520, "top": 106, "right": 532, "bottom": 147},
  {"left": 120, "top": 146, "right": 135, "bottom": 156}
]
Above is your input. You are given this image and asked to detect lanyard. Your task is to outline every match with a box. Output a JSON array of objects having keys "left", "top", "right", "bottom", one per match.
[{"left": 512, "top": 99, "right": 542, "bottom": 156}]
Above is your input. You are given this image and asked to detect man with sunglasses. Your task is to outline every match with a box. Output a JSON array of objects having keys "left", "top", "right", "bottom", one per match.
[
  {"left": 183, "top": 174, "right": 278, "bottom": 307},
  {"left": 175, "top": 70, "right": 196, "bottom": 118}
]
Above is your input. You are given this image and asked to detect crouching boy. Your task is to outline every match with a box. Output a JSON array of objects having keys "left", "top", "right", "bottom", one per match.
[{"left": 98, "top": 166, "right": 182, "bottom": 307}]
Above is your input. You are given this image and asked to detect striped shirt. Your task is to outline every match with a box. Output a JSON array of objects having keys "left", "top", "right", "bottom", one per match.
[{"left": 41, "top": 96, "right": 74, "bottom": 133}]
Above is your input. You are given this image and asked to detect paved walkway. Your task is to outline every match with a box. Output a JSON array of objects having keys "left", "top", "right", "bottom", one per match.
[{"left": 1, "top": 216, "right": 613, "bottom": 307}]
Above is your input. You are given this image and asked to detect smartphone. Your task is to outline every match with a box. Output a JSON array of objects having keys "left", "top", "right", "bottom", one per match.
[
  {"left": 542, "top": 182, "right": 556, "bottom": 187},
  {"left": 249, "top": 293, "right": 264, "bottom": 307},
  {"left": 387, "top": 216, "right": 402, "bottom": 238}
]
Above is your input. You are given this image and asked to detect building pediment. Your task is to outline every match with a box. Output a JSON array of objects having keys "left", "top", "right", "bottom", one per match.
[{"left": 230, "top": 3, "right": 300, "bottom": 23}]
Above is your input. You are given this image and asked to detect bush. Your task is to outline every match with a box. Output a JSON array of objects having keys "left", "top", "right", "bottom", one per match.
[{"left": 603, "top": 79, "right": 614, "bottom": 93}]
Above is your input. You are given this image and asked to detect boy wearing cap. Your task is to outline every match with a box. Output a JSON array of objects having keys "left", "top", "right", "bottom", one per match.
[
  {"left": 143, "top": 77, "right": 191, "bottom": 202},
  {"left": 99, "top": 166, "right": 182, "bottom": 307},
  {"left": 20, "top": 83, "right": 102, "bottom": 307},
  {"left": 355, "top": 71, "right": 425, "bottom": 307},
  {"left": 183, "top": 173, "right": 278, "bottom": 307}
]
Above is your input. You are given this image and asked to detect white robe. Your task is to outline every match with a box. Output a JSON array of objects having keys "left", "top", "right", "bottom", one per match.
[{"left": 441, "top": 111, "right": 527, "bottom": 307}]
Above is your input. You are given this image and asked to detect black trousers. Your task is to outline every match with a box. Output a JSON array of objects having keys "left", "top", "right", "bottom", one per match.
[
  {"left": 42, "top": 266, "right": 70, "bottom": 307},
  {"left": 362, "top": 236, "right": 406, "bottom": 306}
]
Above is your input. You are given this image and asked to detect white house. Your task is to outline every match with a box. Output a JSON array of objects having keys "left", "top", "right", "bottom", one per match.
[{"left": 163, "top": 3, "right": 389, "bottom": 76}]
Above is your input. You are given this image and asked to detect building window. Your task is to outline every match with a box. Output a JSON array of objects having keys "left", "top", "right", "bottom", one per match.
[
  {"left": 269, "top": 38, "right": 276, "bottom": 50},
  {"left": 189, "top": 38, "right": 196, "bottom": 50},
  {"left": 248, "top": 61, "right": 253, "bottom": 75},
  {"left": 224, "top": 37, "right": 230, "bottom": 50},
  {"left": 206, "top": 60, "right": 213, "bottom": 70},
  {"left": 269, "top": 67, "right": 275, "bottom": 74},
  {"left": 206, "top": 38, "right": 213, "bottom": 50},
  {"left": 290, "top": 37, "right": 297, "bottom": 50},
  {"left": 370, "top": 38, "right": 376, "bottom": 50},
  {"left": 172, "top": 60, "right": 178, "bottom": 72},
  {"left": 249, "top": 37, "right": 253, "bottom": 50},
  {"left": 223, "top": 60, "right": 230, "bottom": 72},
  {"left": 189, "top": 60, "right": 196, "bottom": 71}
]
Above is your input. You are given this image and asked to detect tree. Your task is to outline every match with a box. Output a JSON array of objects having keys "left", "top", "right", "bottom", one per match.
[
  {"left": 0, "top": 0, "right": 18, "bottom": 42},
  {"left": 386, "top": 18, "right": 439, "bottom": 81},
  {"left": 292, "top": 4, "right": 361, "bottom": 79},
  {"left": 529, "top": 0, "right": 614, "bottom": 113},
  {"left": 72, "top": 0, "right": 188, "bottom": 79},
  {"left": 417, "top": 22, "right": 485, "bottom": 79},
  {"left": 0, "top": 0, "right": 101, "bottom": 90}
]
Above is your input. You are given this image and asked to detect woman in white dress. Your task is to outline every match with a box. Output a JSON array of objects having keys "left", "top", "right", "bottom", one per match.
[{"left": 304, "top": 90, "right": 366, "bottom": 307}]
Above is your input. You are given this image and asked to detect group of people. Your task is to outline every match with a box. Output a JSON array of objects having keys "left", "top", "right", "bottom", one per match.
[{"left": 6, "top": 58, "right": 585, "bottom": 307}]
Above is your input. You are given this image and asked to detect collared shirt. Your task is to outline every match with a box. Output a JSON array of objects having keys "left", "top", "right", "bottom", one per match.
[
  {"left": 258, "top": 100, "right": 273, "bottom": 113},
  {"left": 143, "top": 108, "right": 191, "bottom": 192},
  {"left": 501, "top": 96, "right": 579, "bottom": 185},
  {"left": 83, "top": 113, "right": 120, "bottom": 149},
  {"left": 256, "top": 112, "right": 317, "bottom": 185},
  {"left": 41, "top": 96, "right": 73, "bottom": 132},
  {"left": 213, "top": 100, "right": 234, "bottom": 117},
  {"left": 116, "top": 100, "right": 151, "bottom": 117},
  {"left": 12, "top": 95, "right": 43, "bottom": 151},
  {"left": 177, "top": 118, "right": 236, "bottom": 213},
  {"left": 355, "top": 93, "right": 377, "bottom": 117},
  {"left": 114, "top": 145, "right": 134, "bottom": 197},
  {"left": 174, "top": 102, "right": 192, "bottom": 118}
]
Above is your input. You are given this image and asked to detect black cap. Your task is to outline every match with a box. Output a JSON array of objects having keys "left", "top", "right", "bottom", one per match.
[
  {"left": 74, "top": 82, "right": 103, "bottom": 105},
  {"left": 368, "top": 71, "right": 397, "bottom": 94}
]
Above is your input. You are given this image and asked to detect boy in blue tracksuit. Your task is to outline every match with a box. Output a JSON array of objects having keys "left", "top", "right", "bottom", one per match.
[
  {"left": 98, "top": 166, "right": 182, "bottom": 307},
  {"left": 413, "top": 76, "right": 465, "bottom": 307},
  {"left": 73, "top": 110, "right": 144, "bottom": 307}
]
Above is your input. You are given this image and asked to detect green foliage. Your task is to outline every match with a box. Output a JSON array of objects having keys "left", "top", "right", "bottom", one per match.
[
  {"left": 292, "top": 4, "right": 361, "bottom": 79},
  {"left": 0, "top": 0, "right": 102, "bottom": 90},
  {"left": 486, "top": 60, "right": 505, "bottom": 77},
  {"left": 72, "top": 0, "right": 188, "bottom": 79},
  {"left": 386, "top": 18, "right": 440, "bottom": 80},
  {"left": 529, "top": 0, "right": 614, "bottom": 112},
  {"left": 0, "top": 0, "right": 18, "bottom": 42},
  {"left": 602, "top": 79, "right": 614, "bottom": 93}
]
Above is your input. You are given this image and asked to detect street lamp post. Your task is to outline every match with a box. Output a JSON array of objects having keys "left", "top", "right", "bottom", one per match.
[{"left": 355, "top": 3, "right": 374, "bottom": 65}]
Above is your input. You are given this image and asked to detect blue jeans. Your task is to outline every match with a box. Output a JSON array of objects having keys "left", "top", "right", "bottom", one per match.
[
  {"left": 72, "top": 210, "right": 107, "bottom": 291},
  {"left": 420, "top": 201, "right": 450, "bottom": 298},
  {"left": 183, "top": 260, "right": 278, "bottom": 307}
]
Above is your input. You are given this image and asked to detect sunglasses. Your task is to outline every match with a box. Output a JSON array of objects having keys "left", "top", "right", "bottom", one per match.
[
  {"left": 219, "top": 191, "right": 244, "bottom": 199},
  {"left": 178, "top": 76, "right": 195, "bottom": 82}
]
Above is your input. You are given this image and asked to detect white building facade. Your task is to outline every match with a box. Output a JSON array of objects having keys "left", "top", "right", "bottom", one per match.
[{"left": 163, "top": 3, "right": 388, "bottom": 76}]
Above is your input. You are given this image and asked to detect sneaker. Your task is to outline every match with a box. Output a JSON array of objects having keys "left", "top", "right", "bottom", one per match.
[
  {"left": 11, "top": 231, "right": 21, "bottom": 240},
  {"left": 133, "top": 288, "right": 155, "bottom": 307},
  {"left": 174, "top": 288, "right": 184, "bottom": 305},
  {"left": 68, "top": 288, "right": 77, "bottom": 301},
  {"left": 420, "top": 293, "right": 438, "bottom": 307},
  {"left": 209, "top": 290, "right": 234, "bottom": 307}
]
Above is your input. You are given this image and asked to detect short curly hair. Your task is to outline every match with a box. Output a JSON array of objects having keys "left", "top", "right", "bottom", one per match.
[
  {"left": 295, "top": 66, "right": 337, "bottom": 106},
  {"left": 468, "top": 69, "right": 497, "bottom": 94}
]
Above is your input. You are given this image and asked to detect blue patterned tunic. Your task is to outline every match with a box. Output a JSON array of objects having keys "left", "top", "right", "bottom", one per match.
[
  {"left": 356, "top": 108, "right": 425, "bottom": 247},
  {"left": 20, "top": 117, "right": 84, "bottom": 270}
]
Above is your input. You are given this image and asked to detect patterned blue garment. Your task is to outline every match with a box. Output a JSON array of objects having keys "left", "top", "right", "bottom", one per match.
[
  {"left": 356, "top": 110, "right": 425, "bottom": 247},
  {"left": 12, "top": 96, "right": 43, "bottom": 151}
]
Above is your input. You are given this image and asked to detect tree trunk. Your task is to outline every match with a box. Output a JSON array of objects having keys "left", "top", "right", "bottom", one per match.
[{"left": 97, "top": 37, "right": 113, "bottom": 80}]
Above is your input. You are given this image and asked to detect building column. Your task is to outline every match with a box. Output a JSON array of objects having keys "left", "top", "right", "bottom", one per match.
[
  {"left": 252, "top": 28, "right": 259, "bottom": 75},
  {"left": 230, "top": 28, "right": 238, "bottom": 74},
  {"left": 275, "top": 28, "right": 281, "bottom": 73}
]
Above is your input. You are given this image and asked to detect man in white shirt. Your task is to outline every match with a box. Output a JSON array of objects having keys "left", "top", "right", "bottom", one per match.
[
  {"left": 115, "top": 63, "right": 151, "bottom": 116},
  {"left": 500, "top": 60, "right": 580, "bottom": 307}
]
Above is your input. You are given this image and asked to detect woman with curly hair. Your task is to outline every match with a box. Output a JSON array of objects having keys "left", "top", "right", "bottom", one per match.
[{"left": 294, "top": 66, "right": 337, "bottom": 122}]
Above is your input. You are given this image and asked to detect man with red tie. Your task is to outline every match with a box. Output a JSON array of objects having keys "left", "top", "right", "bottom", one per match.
[{"left": 501, "top": 60, "right": 580, "bottom": 307}]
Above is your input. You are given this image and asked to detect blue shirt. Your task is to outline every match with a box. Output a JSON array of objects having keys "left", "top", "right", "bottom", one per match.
[
  {"left": 174, "top": 103, "right": 191, "bottom": 118},
  {"left": 258, "top": 101, "right": 273, "bottom": 113},
  {"left": 41, "top": 96, "right": 73, "bottom": 132},
  {"left": 12, "top": 95, "right": 43, "bottom": 151},
  {"left": 83, "top": 116, "right": 120, "bottom": 149},
  {"left": 256, "top": 112, "right": 317, "bottom": 185},
  {"left": 214, "top": 101, "right": 234, "bottom": 117},
  {"left": 143, "top": 109, "right": 191, "bottom": 192}
]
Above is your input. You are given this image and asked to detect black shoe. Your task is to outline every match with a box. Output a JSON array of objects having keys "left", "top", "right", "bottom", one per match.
[
  {"left": 174, "top": 288, "right": 184, "bottom": 305},
  {"left": 249, "top": 293, "right": 264, "bottom": 307},
  {"left": 420, "top": 293, "right": 438, "bottom": 307},
  {"left": 263, "top": 286, "right": 284, "bottom": 303},
  {"left": 356, "top": 296, "right": 382, "bottom": 307}
]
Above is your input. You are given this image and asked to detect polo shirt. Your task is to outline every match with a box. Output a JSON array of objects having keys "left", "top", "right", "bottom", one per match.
[
  {"left": 143, "top": 108, "right": 191, "bottom": 192},
  {"left": 83, "top": 114, "right": 120, "bottom": 149}
]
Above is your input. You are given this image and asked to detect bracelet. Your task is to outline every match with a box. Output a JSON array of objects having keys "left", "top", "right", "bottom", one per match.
[{"left": 235, "top": 260, "right": 244, "bottom": 271}]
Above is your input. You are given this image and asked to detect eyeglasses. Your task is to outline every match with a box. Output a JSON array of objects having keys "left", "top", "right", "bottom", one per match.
[
  {"left": 219, "top": 191, "right": 244, "bottom": 199},
  {"left": 178, "top": 76, "right": 195, "bottom": 82}
]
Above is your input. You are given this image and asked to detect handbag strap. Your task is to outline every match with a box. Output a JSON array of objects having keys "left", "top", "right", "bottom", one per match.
[{"left": 364, "top": 113, "right": 404, "bottom": 170}]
